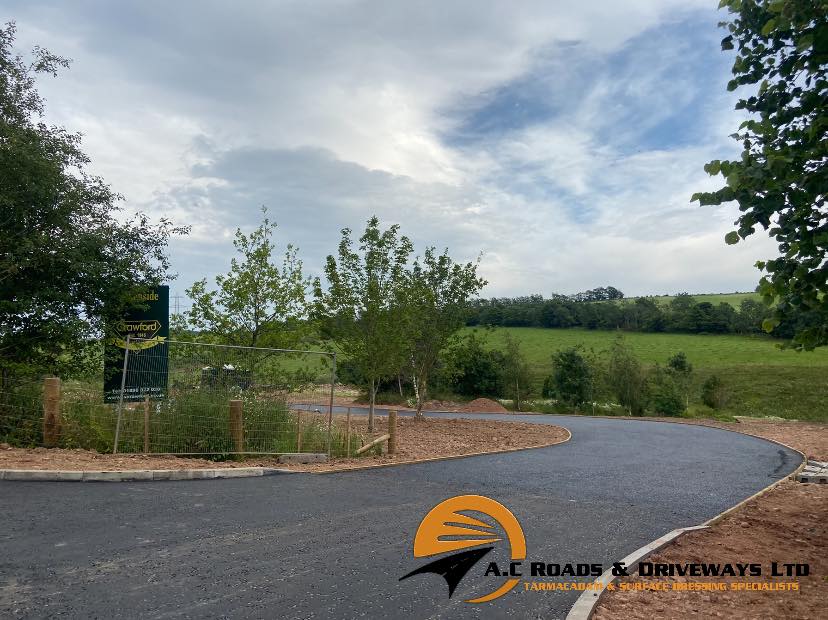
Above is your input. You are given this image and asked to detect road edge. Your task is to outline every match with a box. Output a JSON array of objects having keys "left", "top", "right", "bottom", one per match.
[
  {"left": 564, "top": 435, "right": 807, "bottom": 620},
  {"left": 0, "top": 466, "right": 295, "bottom": 482},
  {"left": 297, "top": 427, "right": 572, "bottom": 474},
  {"left": 0, "top": 428, "right": 571, "bottom": 481}
]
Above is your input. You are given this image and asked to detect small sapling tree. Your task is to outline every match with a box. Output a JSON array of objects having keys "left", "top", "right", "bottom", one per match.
[
  {"left": 550, "top": 346, "right": 593, "bottom": 407},
  {"left": 185, "top": 209, "right": 310, "bottom": 349},
  {"left": 313, "top": 217, "right": 412, "bottom": 432},
  {"left": 403, "top": 248, "right": 486, "bottom": 418}
]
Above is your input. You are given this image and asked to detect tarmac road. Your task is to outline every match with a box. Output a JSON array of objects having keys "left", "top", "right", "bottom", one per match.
[{"left": 0, "top": 413, "right": 801, "bottom": 619}]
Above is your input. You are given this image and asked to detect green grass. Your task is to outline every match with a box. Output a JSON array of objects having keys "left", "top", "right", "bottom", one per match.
[
  {"left": 0, "top": 379, "right": 364, "bottom": 458},
  {"left": 466, "top": 327, "right": 828, "bottom": 422}
]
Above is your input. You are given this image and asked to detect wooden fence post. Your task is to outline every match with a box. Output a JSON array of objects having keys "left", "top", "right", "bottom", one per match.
[
  {"left": 388, "top": 409, "right": 397, "bottom": 455},
  {"left": 43, "top": 377, "right": 61, "bottom": 448},
  {"left": 143, "top": 395, "right": 150, "bottom": 453},
  {"left": 229, "top": 400, "right": 244, "bottom": 454},
  {"left": 346, "top": 407, "right": 351, "bottom": 457},
  {"left": 296, "top": 410, "right": 303, "bottom": 452}
]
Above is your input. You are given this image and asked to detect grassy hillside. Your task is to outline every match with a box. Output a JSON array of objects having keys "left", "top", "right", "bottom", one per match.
[{"left": 465, "top": 327, "right": 828, "bottom": 422}]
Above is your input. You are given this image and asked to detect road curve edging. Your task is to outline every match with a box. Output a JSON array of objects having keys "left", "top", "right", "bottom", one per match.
[
  {"left": 0, "top": 427, "right": 572, "bottom": 481},
  {"left": 564, "top": 430, "right": 807, "bottom": 620},
  {"left": 311, "top": 427, "right": 572, "bottom": 474},
  {"left": 0, "top": 467, "right": 295, "bottom": 482}
]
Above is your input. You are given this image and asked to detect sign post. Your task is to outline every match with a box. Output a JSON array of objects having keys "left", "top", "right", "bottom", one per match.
[{"left": 104, "top": 285, "right": 170, "bottom": 404}]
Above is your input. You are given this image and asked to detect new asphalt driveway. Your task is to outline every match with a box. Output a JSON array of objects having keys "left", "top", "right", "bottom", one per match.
[{"left": 0, "top": 413, "right": 801, "bottom": 619}]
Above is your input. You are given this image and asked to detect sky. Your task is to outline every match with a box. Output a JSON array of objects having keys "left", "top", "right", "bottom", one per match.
[{"left": 7, "top": 0, "right": 778, "bottom": 302}]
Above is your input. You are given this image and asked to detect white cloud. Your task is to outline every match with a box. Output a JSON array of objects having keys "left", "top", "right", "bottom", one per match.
[{"left": 6, "top": 0, "right": 772, "bottom": 299}]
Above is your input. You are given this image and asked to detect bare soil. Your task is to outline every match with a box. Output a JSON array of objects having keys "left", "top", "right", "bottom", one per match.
[
  {"left": 0, "top": 417, "right": 567, "bottom": 473},
  {"left": 593, "top": 481, "right": 827, "bottom": 620},
  {"left": 457, "top": 398, "right": 509, "bottom": 413},
  {"left": 292, "top": 387, "right": 512, "bottom": 414},
  {"left": 593, "top": 419, "right": 828, "bottom": 620},
  {"left": 691, "top": 419, "right": 827, "bottom": 461},
  {"left": 0, "top": 444, "right": 243, "bottom": 470},
  {"left": 268, "top": 415, "right": 567, "bottom": 471}
]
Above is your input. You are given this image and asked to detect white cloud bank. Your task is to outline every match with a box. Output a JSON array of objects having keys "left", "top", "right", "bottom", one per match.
[{"left": 7, "top": 0, "right": 778, "bottom": 297}]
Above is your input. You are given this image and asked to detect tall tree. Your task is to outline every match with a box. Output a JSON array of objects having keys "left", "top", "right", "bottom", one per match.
[
  {"left": 184, "top": 209, "right": 310, "bottom": 349},
  {"left": 693, "top": 0, "right": 827, "bottom": 350},
  {"left": 404, "top": 248, "right": 486, "bottom": 417},
  {"left": 501, "top": 333, "right": 532, "bottom": 411},
  {"left": 607, "top": 336, "right": 647, "bottom": 416},
  {"left": 313, "top": 217, "right": 412, "bottom": 432},
  {"left": 0, "top": 23, "right": 186, "bottom": 380}
]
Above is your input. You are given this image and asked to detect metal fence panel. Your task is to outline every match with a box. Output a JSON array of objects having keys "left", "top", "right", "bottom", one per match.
[{"left": 111, "top": 339, "right": 338, "bottom": 456}]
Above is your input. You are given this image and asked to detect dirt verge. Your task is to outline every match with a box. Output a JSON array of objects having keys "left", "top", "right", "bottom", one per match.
[
  {"left": 267, "top": 416, "right": 567, "bottom": 471},
  {"left": 0, "top": 417, "right": 567, "bottom": 473},
  {"left": 593, "top": 419, "right": 827, "bottom": 620}
]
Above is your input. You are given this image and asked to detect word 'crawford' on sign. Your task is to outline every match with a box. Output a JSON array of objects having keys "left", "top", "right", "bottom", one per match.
[{"left": 103, "top": 285, "right": 169, "bottom": 403}]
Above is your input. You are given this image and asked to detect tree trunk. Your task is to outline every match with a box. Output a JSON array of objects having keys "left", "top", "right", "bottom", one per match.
[
  {"left": 398, "top": 374, "right": 403, "bottom": 397},
  {"left": 515, "top": 377, "right": 520, "bottom": 412},
  {"left": 415, "top": 378, "right": 426, "bottom": 419},
  {"left": 368, "top": 378, "right": 375, "bottom": 433}
]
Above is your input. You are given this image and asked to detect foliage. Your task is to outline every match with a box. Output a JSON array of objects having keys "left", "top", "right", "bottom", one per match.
[
  {"left": 568, "top": 286, "right": 624, "bottom": 302},
  {"left": 184, "top": 209, "right": 310, "bottom": 348},
  {"left": 666, "top": 351, "right": 693, "bottom": 407},
  {"left": 607, "top": 337, "right": 648, "bottom": 415},
  {"left": 501, "top": 333, "right": 533, "bottom": 410},
  {"left": 404, "top": 247, "right": 486, "bottom": 416},
  {"left": 549, "top": 346, "right": 593, "bottom": 406},
  {"left": 693, "top": 0, "right": 828, "bottom": 350},
  {"left": 701, "top": 374, "right": 730, "bottom": 409},
  {"left": 649, "top": 367, "right": 686, "bottom": 416},
  {"left": 469, "top": 326, "right": 828, "bottom": 421},
  {"left": 0, "top": 23, "right": 187, "bottom": 379},
  {"left": 466, "top": 292, "right": 774, "bottom": 335},
  {"left": 313, "top": 216, "right": 412, "bottom": 430},
  {"left": 443, "top": 332, "right": 505, "bottom": 397}
]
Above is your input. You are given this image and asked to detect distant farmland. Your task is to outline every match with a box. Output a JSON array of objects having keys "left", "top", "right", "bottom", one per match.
[
  {"left": 617, "top": 292, "right": 761, "bottom": 308},
  {"left": 467, "top": 327, "right": 828, "bottom": 422}
]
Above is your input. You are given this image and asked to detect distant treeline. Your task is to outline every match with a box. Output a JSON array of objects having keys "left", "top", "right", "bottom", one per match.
[{"left": 466, "top": 291, "right": 816, "bottom": 339}]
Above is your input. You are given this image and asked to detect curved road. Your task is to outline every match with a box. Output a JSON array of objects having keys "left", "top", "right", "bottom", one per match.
[{"left": 0, "top": 413, "right": 801, "bottom": 619}]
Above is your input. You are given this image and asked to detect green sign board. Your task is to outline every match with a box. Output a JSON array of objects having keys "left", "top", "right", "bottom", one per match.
[{"left": 104, "top": 285, "right": 169, "bottom": 403}]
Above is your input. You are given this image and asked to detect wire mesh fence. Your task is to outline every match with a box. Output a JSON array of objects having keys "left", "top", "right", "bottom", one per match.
[
  {"left": 0, "top": 376, "right": 43, "bottom": 447},
  {"left": 110, "top": 339, "right": 344, "bottom": 456}
]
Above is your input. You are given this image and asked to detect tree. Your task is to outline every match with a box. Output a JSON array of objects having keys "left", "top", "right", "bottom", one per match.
[
  {"left": 501, "top": 333, "right": 532, "bottom": 410},
  {"left": 404, "top": 248, "right": 486, "bottom": 417},
  {"left": 736, "top": 298, "right": 771, "bottom": 332},
  {"left": 650, "top": 367, "right": 685, "bottom": 417},
  {"left": 0, "top": 23, "right": 186, "bottom": 380},
  {"left": 184, "top": 209, "right": 310, "bottom": 348},
  {"left": 607, "top": 337, "right": 648, "bottom": 415},
  {"left": 550, "top": 346, "right": 593, "bottom": 407},
  {"left": 313, "top": 217, "right": 412, "bottom": 432},
  {"left": 666, "top": 352, "right": 693, "bottom": 410},
  {"left": 443, "top": 332, "right": 505, "bottom": 397},
  {"left": 693, "top": 0, "right": 828, "bottom": 350},
  {"left": 701, "top": 374, "right": 730, "bottom": 409}
]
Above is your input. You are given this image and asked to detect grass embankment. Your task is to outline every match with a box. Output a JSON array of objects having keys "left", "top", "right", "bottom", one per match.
[{"left": 469, "top": 327, "right": 828, "bottom": 422}]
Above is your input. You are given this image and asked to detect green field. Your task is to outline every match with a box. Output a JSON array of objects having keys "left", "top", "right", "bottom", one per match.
[
  {"left": 466, "top": 327, "right": 828, "bottom": 422},
  {"left": 619, "top": 292, "right": 761, "bottom": 308}
]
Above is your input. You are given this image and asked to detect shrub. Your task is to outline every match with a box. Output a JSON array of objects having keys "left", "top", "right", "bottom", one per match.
[
  {"left": 702, "top": 375, "right": 729, "bottom": 409},
  {"left": 550, "top": 346, "right": 593, "bottom": 406},
  {"left": 666, "top": 351, "right": 693, "bottom": 408},
  {"left": 443, "top": 333, "right": 505, "bottom": 397},
  {"left": 608, "top": 337, "right": 647, "bottom": 415},
  {"left": 649, "top": 369, "right": 685, "bottom": 417},
  {"left": 541, "top": 375, "right": 555, "bottom": 398}
]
